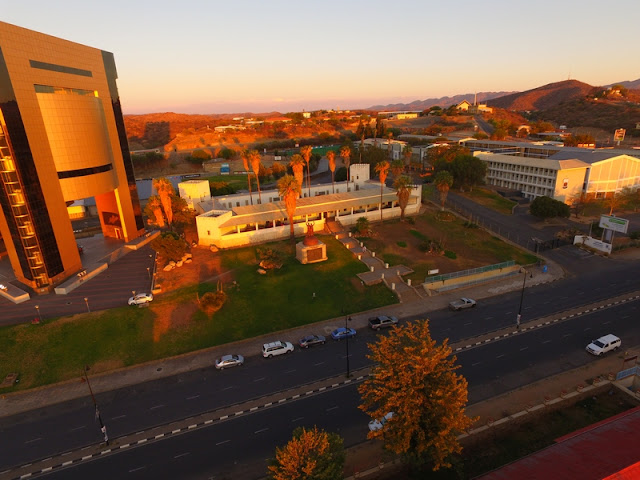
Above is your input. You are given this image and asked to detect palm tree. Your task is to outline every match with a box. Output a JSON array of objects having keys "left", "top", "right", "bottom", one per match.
[
  {"left": 390, "top": 159, "right": 404, "bottom": 177},
  {"left": 326, "top": 150, "right": 336, "bottom": 193},
  {"left": 339, "top": 146, "right": 351, "bottom": 182},
  {"left": 153, "top": 177, "right": 174, "bottom": 226},
  {"left": 387, "top": 132, "right": 393, "bottom": 159},
  {"left": 402, "top": 144, "right": 413, "bottom": 170},
  {"left": 289, "top": 154, "right": 305, "bottom": 197},
  {"left": 277, "top": 175, "right": 301, "bottom": 242},
  {"left": 248, "top": 150, "right": 262, "bottom": 204},
  {"left": 300, "top": 145, "right": 312, "bottom": 197},
  {"left": 241, "top": 149, "right": 253, "bottom": 205},
  {"left": 146, "top": 195, "right": 165, "bottom": 228},
  {"left": 374, "top": 161, "right": 390, "bottom": 221},
  {"left": 434, "top": 170, "right": 454, "bottom": 211},
  {"left": 393, "top": 175, "right": 412, "bottom": 220}
]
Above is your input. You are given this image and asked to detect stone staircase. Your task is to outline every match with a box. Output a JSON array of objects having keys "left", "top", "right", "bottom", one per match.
[{"left": 333, "top": 230, "right": 427, "bottom": 303}]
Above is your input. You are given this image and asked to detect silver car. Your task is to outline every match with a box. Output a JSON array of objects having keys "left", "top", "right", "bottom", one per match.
[{"left": 215, "top": 354, "right": 244, "bottom": 370}]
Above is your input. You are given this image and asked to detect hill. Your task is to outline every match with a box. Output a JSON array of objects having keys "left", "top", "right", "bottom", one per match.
[
  {"left": 486, "top": 80, "right": 596, "bottom": 111},
  {"left": 368, "top": 91, "right": 514, "bottom": 111}
]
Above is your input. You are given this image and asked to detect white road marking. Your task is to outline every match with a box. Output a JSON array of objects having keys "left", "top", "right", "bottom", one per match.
[
  {"left": 520, "top": 347, "right": 528, "bottom": 351},
  {"left": 563, "top": 333, "right": 571, "bottom": 337},
  {"left": 150, "top": 404, "right": 165, "bottom": 410},
  {"left": 292, "top": 417, "right": 304, "bottom": 422},
  {"left": 326, "top": 406, "right": 339, "bottom": 412},
  {"left": 496, "top": 354, "right": 505, "bottom": 359},
  {"left": 542, "top": 340, "right": 552, "bottom": 344},
  {"left": 254, "top": 428, "right": 269, "bottom": 434},
  {"left": 471, "top": 362, "right": 481, "bottom": 366},
  {"left": 464, "top": 322, "right": 472, "bottom": 326},
  {"left": 216, "top": 439, "right": 231, "bottom": 445},
  {"left": 111, "top": 415, "right": 126, "bottom": 420},
  {"left": 68, "top": 425, "right": 86, "bottom": 432},
  {"left": 174, "top": 453, "right": 190, "bottom": 459},
  {"left": 129, "top": 466, "right": 146, "bottom": 473},
  {"left": 284, "top": 369, "right": 297, "bottom": 374},
  {"left": 313, "top": 362, "right": 325, "bottom": 366},
  {"left": 603, "top": 321, "right": 611, "bottom": 324},
  {"left": 253, "top": 377, "right": 265, "bottom": 382},
  {"left": 25, "top": 438, "right": 42, "bottom": 444},
  {"left": 584, "top": 327, "right": 591, "bottom": 331}
]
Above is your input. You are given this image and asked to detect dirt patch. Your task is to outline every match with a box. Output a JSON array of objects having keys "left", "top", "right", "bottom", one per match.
[
  {"left": 155, "top": 247, "right": 229, "bottom": 293},
  {"left": 150, "top": 300, "right": 200, "bottom": 342}
]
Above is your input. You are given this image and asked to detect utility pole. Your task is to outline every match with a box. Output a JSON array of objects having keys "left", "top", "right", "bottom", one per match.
[{"left": 83, "top": 366, "right": 109, "bottom": 445}]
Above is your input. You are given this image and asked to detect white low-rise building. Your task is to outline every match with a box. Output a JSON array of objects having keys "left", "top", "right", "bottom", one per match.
[
  {"left": 194, "top": 164, "right": 422, "bottom": 248},
  {"left": 178, "top": 179, "right": 212, "bottom": 210}
]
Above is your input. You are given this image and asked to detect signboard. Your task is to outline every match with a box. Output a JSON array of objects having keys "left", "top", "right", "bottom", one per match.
[
  {"left": 599, "top": 215, "right": 629, "bottom": 233},
  {"left": 220, "top": 163, "right": 230, "bottom": 175},
  {"left": 428, "top": 269, "right": 439, "bottom": 275},
  {"left": 613, "top": 128, "right": 626, "bottom": 142}
]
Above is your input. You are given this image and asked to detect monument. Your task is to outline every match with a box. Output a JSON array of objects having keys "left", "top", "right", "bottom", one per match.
[{"left": 296, "top": 222, "right": 328, "bottom": 264}]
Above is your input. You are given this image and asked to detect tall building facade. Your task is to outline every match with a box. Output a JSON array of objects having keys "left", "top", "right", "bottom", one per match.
[{"left": 0, "top": 22, "right": 144, "bottom": 292}]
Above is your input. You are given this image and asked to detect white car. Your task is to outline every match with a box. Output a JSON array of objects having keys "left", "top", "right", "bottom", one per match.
[
  {"left": 262, "top": 341, "right": 294, "bottom": 358},
  {"left": 586, "top": 334, "right": 621, "bottom": 356},
  {"left": 368, "top": 412, "right": 394, "bottom": 431},
  {"left": 128, "top": 293, "right": 153, "bottom": 305},
  {"left": 215, "top": 354, "right": 244, "bottom": 370}
]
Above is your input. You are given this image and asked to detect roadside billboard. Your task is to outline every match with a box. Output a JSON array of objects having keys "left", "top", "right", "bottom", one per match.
[{"left": 599, "top": 215, "right": 629, "bottom": 233}]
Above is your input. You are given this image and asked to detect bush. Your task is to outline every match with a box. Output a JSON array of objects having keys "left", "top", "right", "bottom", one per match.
[
  {"left": 199, "top": 290, "right": 227, "bottom": 316},
  {"left": 630, "top": 231, "right": 640, "bottom": 240},
  {"left": 444, "top": 250, "right": 457, "bottom": 259},
  {"left": 530, "top": 196, "right": 570, "bottom": 219},
  {"left": 397, "top": 241, "right": 407, "bottom": 248},
  {"left": 463, "top": 221, "right": 479, "bottom": 229}
]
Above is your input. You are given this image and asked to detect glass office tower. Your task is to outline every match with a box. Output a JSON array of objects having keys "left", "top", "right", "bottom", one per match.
[{"left": 0, "top": 22, "right": 144, "bottom": 292}]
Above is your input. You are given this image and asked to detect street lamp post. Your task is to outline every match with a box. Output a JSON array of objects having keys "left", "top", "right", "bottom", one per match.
[
  {"left": 35, "top": 305, "right": 42, "bottom": 322},
  {"left": 83, "top": 366, "right": 109, "bottom": 445},
  {"left": 146, "top": 267, "right": 151, "bottom": 280},
  {"left": 345, "top": 315, "right": 352, "bottom": 378},
  {"left": 516, "top": 268, "right": 533, "bottom": 330},
  {"left": 84, "top": 297, "right": 90, "bottom": 313}
]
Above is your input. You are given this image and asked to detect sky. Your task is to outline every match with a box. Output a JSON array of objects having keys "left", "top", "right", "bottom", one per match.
[{"left": 3, "top": 0, "right": 639, "bottom": 115}]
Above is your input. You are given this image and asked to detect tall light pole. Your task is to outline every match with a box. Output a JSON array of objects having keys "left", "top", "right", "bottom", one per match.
[
  {"left": 345, "top": 315, "right": 352, "bottom": 378},
  {"left": 84, "top": 297, "right": 90, "bottom": 313},
  {"left": 146, "top": 267, "right": 151, "bottom": 280},
  {"left": 516, "top": 268, "right": 533, "bottom": 330},
  {"left": 83, "top": 366, "right": 109, "bottom": 445},
  {"left": 35, "top": 305, "right": 42, "bottom": 322}
]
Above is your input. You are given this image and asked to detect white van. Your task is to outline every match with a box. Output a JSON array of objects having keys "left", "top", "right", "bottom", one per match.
[{"left": 586, "top": 334, "right": 621, "bottom": 356}]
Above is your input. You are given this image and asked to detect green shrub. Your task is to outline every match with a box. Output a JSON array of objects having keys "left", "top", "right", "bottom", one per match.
[
  {"left": 444, "top": 250, "right": 457, "bottom": 259},
  {"left": 630, "top": 231, "right": 640, "bottom": 240},
  {"left": 464, "top": 221, "right": 479, "bottom": 229},
  {"left": 409, "top": 229, "right": 428, "bottom": 241},
  {"left": 397, "top": 241, "right": 407, "bottom": 248}
]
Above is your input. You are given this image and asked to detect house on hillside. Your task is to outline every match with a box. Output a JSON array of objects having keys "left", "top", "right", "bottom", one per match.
[{"left": 457, "top": 100, "right": 472, "bottom": 111}]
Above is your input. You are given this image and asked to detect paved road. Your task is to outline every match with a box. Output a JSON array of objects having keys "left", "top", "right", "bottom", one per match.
[{"left": 14, "top": 297, "right": 638, "bottom": 480}]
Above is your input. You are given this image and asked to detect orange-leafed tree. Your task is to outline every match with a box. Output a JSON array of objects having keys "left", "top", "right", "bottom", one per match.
[
  {"left": 339, "top": 146, "right": 351, "bottom": 182},
  {"left": 145, "top": 195, "right": 165, "bottom": 228},
  {"left": 153, "top": 177, "right": 175, "bottom": 226},
  {"left": 241, "top": 149, "right": 254, "bottom": 205},
  {"left": 300, "top": 145, "right": 313, "bottom": 197},
  {"left": 277, "top": 175, "right": 301, "bottom": 242},
  {"left": 374, "top": 161, "right": 390, "bottom": 221},
  {"left": 358, "top": 319, "right": 474, "bottom": 470},
  {"left": 248, "top": 149, "right": 263, "bottom": 204},
  {"left": 433, "top": 170, "right": 454, "bottom": 211},
  {"left": 326, "top": 150, "right": 336, "bottom": 193},
  {"left": 289, "top": 154, "right": 305, "bottom": 197},
  {"left": 267, "top": 426, "right": 345, "bottom": 480},
  {"left": 393, "top": 175, "right": 413, "bottom": 220}
]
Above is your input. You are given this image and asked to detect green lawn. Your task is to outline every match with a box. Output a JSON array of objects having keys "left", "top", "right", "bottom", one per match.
[
  {"left": 459, "top": 188, "right": 517, "bottom": 215},
  {"left": 0, "top": 236, "right": 396, "bottom": 392},
  {"left": 203, "top": 174, "right": 248, "bottom": 190}
]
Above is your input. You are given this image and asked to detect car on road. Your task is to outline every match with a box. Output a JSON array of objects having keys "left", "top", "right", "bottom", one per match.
[
  {"left": 298, "top": 334, "right": 326, "bottom": 348},
  {"left": 262, "top": 340, "right": 294, "bottom": 358},
  {"left": 215, "top": 354, "right": 244, "bottom": 370},
  {"left": 368, "top": 315, "right": 398, "bottom": 330},
  {"left": 586, "top": 334, "right": 621, "bottom": 356},
  {"left": 449, "top": 297, "right": 476, "bottom": 311},
  {"left": 368, "top": 412, "right": 394, "bottom": 431},
  {"left": 128, "top": 293, "right": 153, "bottom": 305},
  {"left": 331, "top": 327, "right": 356, "bottom": 340}
]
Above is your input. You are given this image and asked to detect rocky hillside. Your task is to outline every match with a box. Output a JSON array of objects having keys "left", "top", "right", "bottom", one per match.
[
  {"left": 487, "top": 80, "right": 596, "bottom": 111},
  {"left": 369, "top": 91, "right": 514, "bottom": 111}
]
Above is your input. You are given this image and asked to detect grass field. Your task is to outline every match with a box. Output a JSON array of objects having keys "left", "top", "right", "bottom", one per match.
[
  {"left": 458, "top": 188, "right": 517, "bottom": 215},
  {"left": 0, "top": 236, "right": 395, "bottom": 392}
]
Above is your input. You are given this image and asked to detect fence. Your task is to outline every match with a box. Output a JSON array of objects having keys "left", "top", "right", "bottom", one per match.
[{"left": 427, "top": 260, "right": 515, "bottom": 283}]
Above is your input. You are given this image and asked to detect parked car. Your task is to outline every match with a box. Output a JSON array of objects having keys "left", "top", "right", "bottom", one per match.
[
  {"left": 448, "top": 297, "right": 476, "bottom": 311},
  {"left": 368, "top": 412, "right": 394, "bottom": 432},
  {"left": 586, "top": 334, "right": 621, "bottom": 356},
  {"left": 331, "top": 327, "right": 356, "bottom": 340},
  {"left": 262, "top": 341, "right": 294, "bottom": 358},
  {"left": 77, "top": 244, "right": 84, "bottom": 254},
  {"left": 298, "top": 334, "right": 326, "bottom": 348},
  {"left": 128, "top": 293, "right": 153, "bottom": 305},
  {"left": 215, "top": 354, "right": 244, "bottom": 370},
  {"left": 368, "top": 315, "right": 398, "bottom": 330}
]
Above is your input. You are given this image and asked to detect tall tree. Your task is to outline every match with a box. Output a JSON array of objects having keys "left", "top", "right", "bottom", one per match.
[
  {"left": 326, "top": 150, "right": 337, "bottom": 193},
  {"left": 248, "top": 149, "right": 263, "bottom": 203},
  {"left": 433, "top": 170, "right": 454, "bottom": 211},
  {"left": 241, "top": 149, "right": 254, "bottom": 205},
  {"left": 144, "top": 195, "right": 165, "bottom": 228},
  {"left": 374, "top": 161, "right": 390, "bottom": 221},
  {"left": 268, "top": 426, "right": 345, "bottom": 480},
  {"left": 339, "top": 146, "right": 351, "bottom": 182},
  {"left": 358, "top": 319, "right": 474, "bottom": 470},
  {"left": 604, "top": 192, "right": 623, "bottom": 215},
  {"left": 153, "top": 177, "right": 175, "bottom": 226},
  {"left": 289, "top": 154, "right": 305, "bottom": 197},
  {"left": 277, "top": 175, "right": 301, "bottom": 241},
  {"left": 391, "top": 159, "right": 404, "bottom": 177},
  {"left": 402, "top": 144, "right": 413, "bottom": 168},
  {"left": 300, "top": 145, "right": 313, "bottom": 197},
  {"left": 393, "top": 175, "right": 413, "bottom": 220},
  {"left": 387, "top": 131, "right": 393, "bottom": 159}
]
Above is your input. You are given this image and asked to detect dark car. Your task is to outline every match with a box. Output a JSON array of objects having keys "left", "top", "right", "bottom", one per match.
[
  {"left": 331, "top": 327, "right": 356, "bottom": 340},
  {"left": 298, "top": 334, "right": 326, "bottom": 348},
  {"left": 368, "top": 315, "right": 399, "bottom": 330}
]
